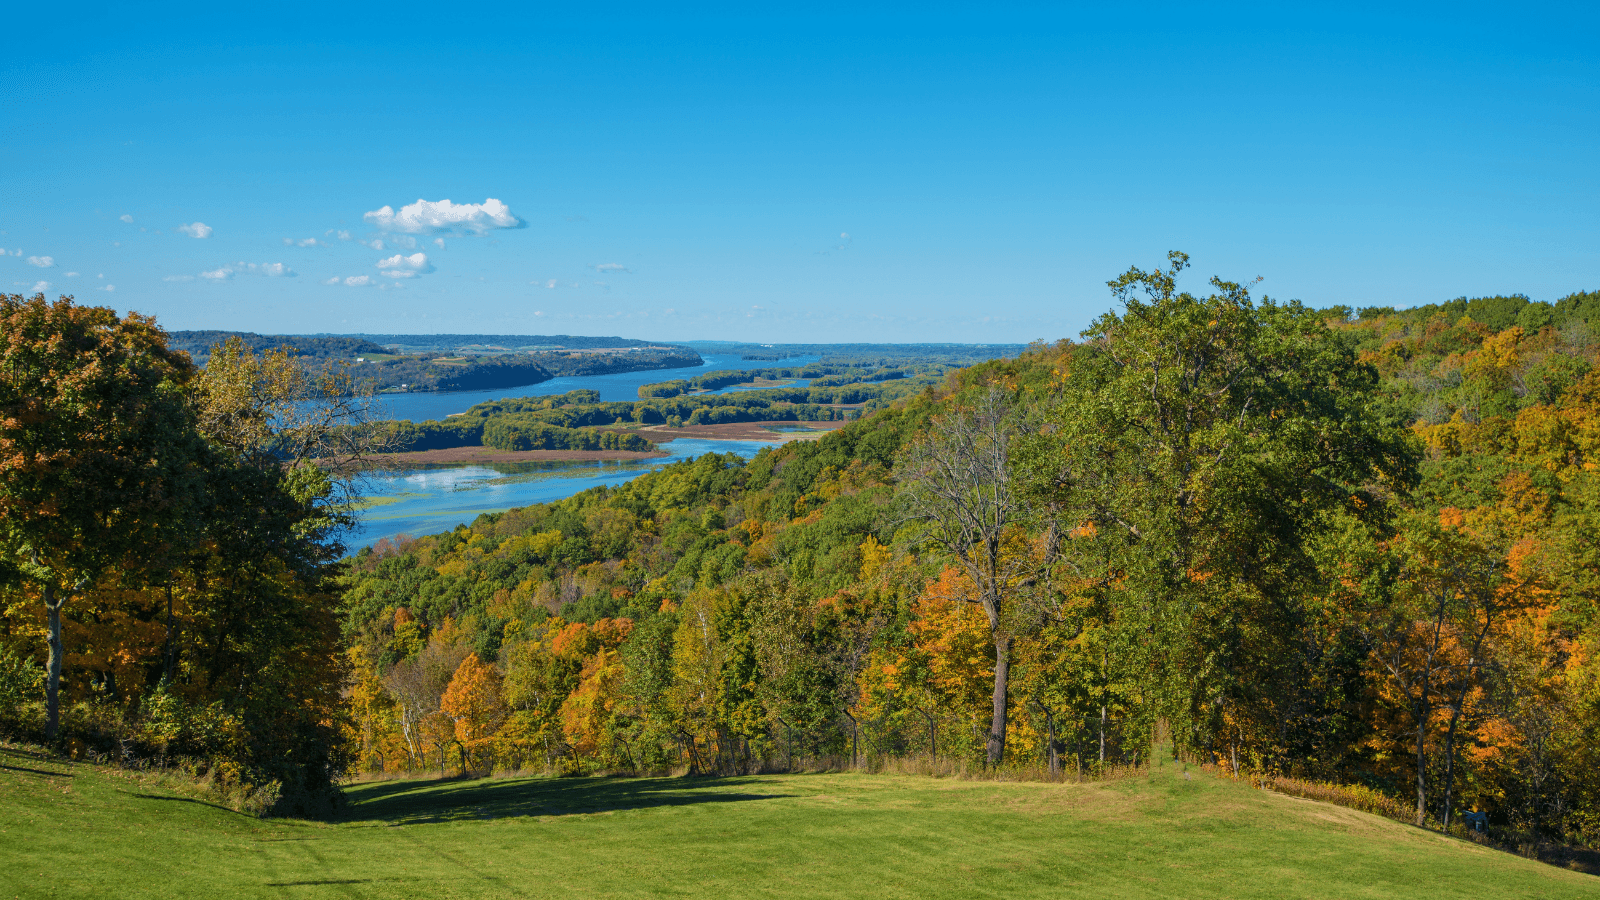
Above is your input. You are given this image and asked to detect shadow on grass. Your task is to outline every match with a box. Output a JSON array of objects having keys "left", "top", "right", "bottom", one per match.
[
  {"left": 338, "top": 774, "right": 790, "bottom": 825},
  {"left": 0, "top": 762, "right": 69, "bottom": 778},
  {"left": 131, "top": 793, "right": 239, "bottom": 814},
  {"left": 0, "top": 748, "right": 72, "bottom": 778}
]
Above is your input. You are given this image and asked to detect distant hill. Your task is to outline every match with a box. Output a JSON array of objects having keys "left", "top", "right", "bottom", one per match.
[
  {"left": 684, "top": 341, "right": 1028, "bottom": 363},
  {"left": 166, "top": 331, "right": 389, "bottom": 366},
  {"left": 168, "top": 331, "right": 684, "bottom": 365},
  {"left": 337, "top": 334, "right": 674, "bottom": 353}
]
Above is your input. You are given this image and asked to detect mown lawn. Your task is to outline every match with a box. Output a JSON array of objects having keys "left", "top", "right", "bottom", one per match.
[{"left": 1, "top": 746, "right": 1594, "bottom": 899}]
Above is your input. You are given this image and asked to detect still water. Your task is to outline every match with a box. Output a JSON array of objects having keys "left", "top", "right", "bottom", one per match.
[
  {"left": 373, "top": 353, "right": 818, "bottom": 422},
  {"left": 348, "top": 438, "right": 777, "bottom": 550}
]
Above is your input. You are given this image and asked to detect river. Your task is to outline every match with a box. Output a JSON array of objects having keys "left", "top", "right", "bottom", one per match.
[
  {"left": 372, "top": 353, "right": 818, "bottom": 422},
  {"left": 348, "top": 437, "right": 780, "bottom": 550},
  {"left": 345, "top": 352, "right": 823, "bottom": 549}
]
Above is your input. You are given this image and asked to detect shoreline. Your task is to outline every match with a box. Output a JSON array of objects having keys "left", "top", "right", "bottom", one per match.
[
  {"left": 364, "top": 447, "right": 667, "bottom": 466},
  {"left": 637, "top": 420, "right": 848, "bottom": 442},
  {"left": 363, "top": 421, "right": 847, "bottom": 467}
]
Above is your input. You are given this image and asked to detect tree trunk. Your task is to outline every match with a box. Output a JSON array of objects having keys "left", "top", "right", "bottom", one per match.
[
  {"left": 44, "top": 582, "right": 63, "bottom": 743},
  {"left": 1099, "top": 704, "right": 1107, "bottom": 767},
  {"left": 1441, "top": 702, "right": 1464, "bottom": 830},
  {"left": 1415, "top": 695, "right": 1430, "bottom": 827},
  {"left": 163, "top": 582, "right": 174, "bottom": 684},
  {"left": 1045, "top": 708, "right": 1060, "bottom": 779},
  {"left": 987, "top": 634, "right": 1011, "bottom": 766}
]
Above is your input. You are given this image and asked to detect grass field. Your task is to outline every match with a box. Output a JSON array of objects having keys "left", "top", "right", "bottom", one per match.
[{"left": 1, "top": 746, "right": 1595, "bottom": 899}]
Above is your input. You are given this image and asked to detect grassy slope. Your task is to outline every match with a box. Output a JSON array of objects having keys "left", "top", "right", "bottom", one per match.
[{"left": 1, "top": 747, "right": 1593, "bottom": 900}]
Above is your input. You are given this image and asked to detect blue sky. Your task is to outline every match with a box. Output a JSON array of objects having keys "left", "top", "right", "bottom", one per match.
[{"left": 3, "top": 3, "right": 1596, "bottom": 343}]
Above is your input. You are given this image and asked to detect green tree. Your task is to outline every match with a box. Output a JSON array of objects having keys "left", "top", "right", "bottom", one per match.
[{"left": 1019, "top": 254, "right": 1416, "bottom": 757}]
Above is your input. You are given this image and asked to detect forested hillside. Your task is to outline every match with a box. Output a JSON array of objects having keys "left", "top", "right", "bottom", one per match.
[
  {"left": 6, "top": 261, "right": 1600, "bottom": 861},
  {"left": 333, "top": 256, "right": 1600, "bottom": 853}
]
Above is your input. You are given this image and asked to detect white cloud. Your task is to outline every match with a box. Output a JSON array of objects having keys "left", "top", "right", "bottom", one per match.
[
  {"left": 546, "top": 279, "right": 557, "bottom": 289},
  {"left": 242, "top": 262, "right": 293, "bottom": 277},
  {"left": 27, "top": 256, "right": 54, "bottom": 268},
  {"left": 363, "top": 198, "right": 521, "bottom": 234},
  {"left": 344, "top": 275, "right": 372, "bottom": 287},
  {"left": 533, "top": 310, "right": 544, "bottom": 316},
  {"left": 433, "top": 237, "right": 446, "bottom": 248},
  {"left": 4, "top": 249, "right": 19, "bottom": 257},
  {"left": 285, "top": 237, "right": 324, "bottom": 247},
  {"left": 361, "top": 238, "right": 385, "bottom": 251},
  {"left": 200, "top": 267, "right": 233, "bottom": 281},
  {"left": 374, "top": 252, "right": 432, "bottom": 274},
  {"left": 119, "top": 214, "right": 133, "bottom": 223},
  {"left": 332, "top": 229, "right": 352, "bottom": 241},
  {"left": 591, "top": 263, "right": 631, "bottom": 273},
  {"left": 323, "top": 276, "right": 341, "bottom": 285},
  {"left": 164, "top": 275, "right": 196, "bottom": 282},
  {"left": 30, "top": 281, "right": 50, "bottom": 292},
  {"left": 176, "top": 222, "right": 213, "bottom": 239},
  {"left": 65, "top": 271, "right": 79, "bottom": 277},
  {"left": 102, "top": 285, "right": 115, "bottom": 292}
]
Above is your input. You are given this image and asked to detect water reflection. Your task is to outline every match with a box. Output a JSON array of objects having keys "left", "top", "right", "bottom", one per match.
[{"left": 348, "top": 438, "right": 776, "bottom": 550}]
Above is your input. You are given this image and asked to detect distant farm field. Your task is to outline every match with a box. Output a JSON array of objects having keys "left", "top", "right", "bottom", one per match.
[{"left": 1, "top": 747, "right": 1593, "bottom": 899}]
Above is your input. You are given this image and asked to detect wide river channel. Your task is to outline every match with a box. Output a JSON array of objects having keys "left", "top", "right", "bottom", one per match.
[
  {"left": 371, "top": 353, "right": 817, "bottom": 422},
  {"left": 346, "top": 353, "right": 816, "bottom": 550}
]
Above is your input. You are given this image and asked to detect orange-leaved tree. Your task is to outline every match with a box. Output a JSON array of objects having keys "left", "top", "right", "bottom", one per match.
[{"left": 441, "top": 652, "right": 508, "bottom": 770}]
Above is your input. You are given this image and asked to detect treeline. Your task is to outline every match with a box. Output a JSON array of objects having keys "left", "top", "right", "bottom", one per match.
[
  {"left": 637, "top": 362, "right": 955, "bottom": 398},
  {"left": 689, "top": 341, "right": 1026, "bottom": 365},
  {"left": 362, "top": 348, "right": 703, "bottom": 394},
  {"left": 1348, "top": 289, "right": 1600, "bottom": 334},
  {"left": 480, "top": 422, "right": 654, "bottom": 453},
  {"left": 170, "top": 333, "right": 705, "bottom": 395},
  {"left": 348, "top": 333, "right": 669, "bottom": 353},
  {"left": 337, "top": 255, "right": 1600, "bottom": 856},
  {"left": 368, "top": 380, "right": 887, "bottom": 456},
  {"left": 168, "top": 330, "right": 389, "bottom": 366}
]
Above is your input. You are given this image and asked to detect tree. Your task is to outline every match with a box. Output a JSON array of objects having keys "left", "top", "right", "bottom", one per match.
[
  {"left": 383, "top": 622, "right": 470, "bottom": 768},
  {"left": 1363, "top": 515, "right": 1531, "bottom": 827},
  {"left": 1019, "top": 253, "right": 1415, "bottom": 758},
  {"left": 192, "top": 334, "right": 387, "bottom": 519},
  {"left": 0, "top": 294, "right": 200, "bottom": 740},
  {"left": 899, "top": 387, "right": 1048, "bottom": 765},
  {"left": 441, "top": 652, "right": 508, "bottom": 770}
]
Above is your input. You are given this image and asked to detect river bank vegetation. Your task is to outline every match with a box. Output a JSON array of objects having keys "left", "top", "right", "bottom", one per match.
[{"left": 4, "top": 256, "right": 1600, "bottom": 871}]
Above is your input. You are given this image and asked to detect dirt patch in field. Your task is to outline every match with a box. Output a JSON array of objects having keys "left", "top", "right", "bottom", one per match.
[
  {"left": 641, "top": 421, "right": 849, "bottom": 442},
  {"left": 365, "top": 447, "right": 667, "bottom": 466}
]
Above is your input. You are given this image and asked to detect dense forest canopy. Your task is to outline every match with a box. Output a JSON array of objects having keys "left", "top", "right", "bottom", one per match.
[{"left": 4, "top": 261, "right": 1600, "bottom": 859}]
